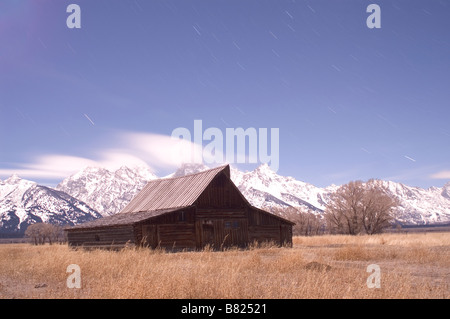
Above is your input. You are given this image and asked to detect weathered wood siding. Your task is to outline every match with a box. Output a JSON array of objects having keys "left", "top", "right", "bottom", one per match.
[
  {"left": 195, "top": 218, "right": 249, "bottom": 249},
  {"left": 196, "top": 208, "right": 246, "bottom": 219},
  {"left": 248, "top": 208, "right": 293, "bottom": 246},
  {"left": 191, "top": 173, "right": 251, "bottom": 248},
  {"left": 280, "top": 224, "right": 293, "bottom": 247},
  {"left": 195, "top": 173, "right": 247, "bottom": 209},
  {"left": 136, "top": 207, "right": 196, "bottom": 250},
  {"left": 67, "top": 225, "right": 134, "bottom": 248}
]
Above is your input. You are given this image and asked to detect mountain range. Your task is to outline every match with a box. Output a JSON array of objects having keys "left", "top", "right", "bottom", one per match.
[
  {"left": 0, "top": 174, "right": 100, "bottom": 236},
  {"left": 1, "top": 163, "right": 449, "bottom": 235}
]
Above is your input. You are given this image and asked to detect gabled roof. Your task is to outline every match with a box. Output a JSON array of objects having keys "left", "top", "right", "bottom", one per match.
[
  {"left": 120, "top": 164, "right": 231, "bottom": 214},
  {"left": 65, "top": 164, "right": 295, "bottom": 231}
]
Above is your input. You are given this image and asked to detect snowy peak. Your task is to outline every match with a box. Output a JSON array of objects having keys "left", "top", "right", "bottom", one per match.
[
  {"left": 5, "top": 174, "right": 25, "bottom": 185},
  {"left": 0, "top": 178, "right": 100, "bottom": 235},
  {"left": 254, "top": 163, "right": 275, "bottom": 175},
  {"left": 0, "top": 175, "right": 37, "bottom": 204},
  {"left": 56, "top": 164, "right": 157, "bottom": 216},
  {"left": 229, "top": 164, "right": 326, "bottom": 213},
  {"left": 114, "top": 165, "right": 157, "bottom": 183},
  {"left": 171, "top": 163, "right": 210, "bottom": 178},
  {"left": 357, "top": 179, "right": 450, "bottom": 225}
]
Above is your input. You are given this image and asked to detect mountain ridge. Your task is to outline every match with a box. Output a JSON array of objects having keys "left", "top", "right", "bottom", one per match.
[
  {"left": 0, "top": 175, "right": 101, "bottom": 236},
  {"left": 56, "top": 163, "right": 450, "bottom": 226},
  {"left": 1, "top": 163, "right": 449, "bottom": 235}
]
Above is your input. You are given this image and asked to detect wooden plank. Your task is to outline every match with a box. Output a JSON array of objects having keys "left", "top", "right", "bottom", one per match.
[
  {"left": 196, "top": 210, "right": 246, "bottom": 219},
  {"left": 67, "top": 225, "right": 135, "bottom": 247},
  {"left": 157, "top": 223, "right": 196, "bottom": 249},
  {"left": 248, "top": 225, "right": 281, "bottom": 244},
  {"left": 195, "top": 174, "right": 248, "bottom": 209}
]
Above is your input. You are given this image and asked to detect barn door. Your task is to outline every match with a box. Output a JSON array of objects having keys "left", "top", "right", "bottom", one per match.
[
  {"left": 142, "top": 225, "right": 158, "bottom": 248},
  {"left": 201, "top": 220, "right": 214, "bottom": 248}
]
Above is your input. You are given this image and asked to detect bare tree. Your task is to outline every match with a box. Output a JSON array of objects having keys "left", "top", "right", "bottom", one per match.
[
  {"left": 325, "top": 181, "right": 365, "bottom": 235},
  {"left": 325, "top": 180, "right": 398, "bottom": 235},
  {"left": 25, "top": 223, "right": 42, "bottom": 245},
  {"left": 360, "top": 180, "right": 399, "bottom": 235},
  {"left": 25, "top": 223, "right": 64, "bottom": 245},
  {"left": 271, "top": 207, "right": 325, "bottom": 236}
]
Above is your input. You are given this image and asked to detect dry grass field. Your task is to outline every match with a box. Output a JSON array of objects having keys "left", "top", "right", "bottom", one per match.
[{"left": 0, "top": 232, "right": 448, "bottom": 299}]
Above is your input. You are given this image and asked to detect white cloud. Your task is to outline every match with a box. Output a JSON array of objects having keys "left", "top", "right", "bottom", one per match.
[
  {"left": 119, "top": 132, "right": 204, "bottom": 168},
  {"left": 430, "top": 170, "right": 450, "bottom": 179},
  {"left": 0, "top": 155, "right": 97, "bottom": 179},
  {"left": 0, "top": 132, "right": 206, "bottom": 181}
]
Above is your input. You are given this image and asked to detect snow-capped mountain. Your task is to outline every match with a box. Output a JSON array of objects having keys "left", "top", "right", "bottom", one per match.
[
  {"left": 149, "top": 163, "right": 450, "bottom": 225},
  {"left": 375, "top": 180, "right": 450, "bottom": 225},
  {"left": 230, "top": 164, "right": 336, "bottom": 213},
  {"left": 56, "top": 165, "right": 157, "bottom": 216},
  {"left": 169, "top": 163, "right": 211, "bottom": 178},
  {"left": 0, "top": 174, "right": 100, "bottom": 236},
  {"left": 230, "top": 165, "right": 450, "bottom": 225},
  {"left": 1, "top": 163, "right": 449, "bottom": 235}
]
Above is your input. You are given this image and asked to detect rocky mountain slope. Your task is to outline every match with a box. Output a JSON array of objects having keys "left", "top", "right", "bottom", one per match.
[
  {"left": 56, "top": 165, "right": 157, "bottom": 217},
  {"left": 0, "top": 174, "right": 101, "bottom": 236}
]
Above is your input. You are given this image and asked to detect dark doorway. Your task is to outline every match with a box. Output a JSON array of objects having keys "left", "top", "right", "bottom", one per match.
[{"left": 201, "top": 221, "right": 214, "bottom": 247}]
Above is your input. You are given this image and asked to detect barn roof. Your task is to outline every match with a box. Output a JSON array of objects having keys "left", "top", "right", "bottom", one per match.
[
  {"left": 67, "top": 206, "right": 189, "bottom": 230},
  {"left": 66, "top": 164, "right": 295, "bottom": 231},
  {"left": 119, "top": 164, "right": 232, "bottom": 214}
]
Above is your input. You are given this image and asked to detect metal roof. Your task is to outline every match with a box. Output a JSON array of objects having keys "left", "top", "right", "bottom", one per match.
[
  {"left": 65, "top": 164, "right": 295, "bottom": 230},
  {"left": 66, "top": 207, "right": 189, "bottom": 230},
  {"left": 119, "top": 164, "right": 230, "bottom": 214}
]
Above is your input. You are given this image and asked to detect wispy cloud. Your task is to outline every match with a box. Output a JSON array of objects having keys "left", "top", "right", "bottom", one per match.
[
  {"left": 118, "top": 131, "right": 204, "bottom": 168},
  {"left": 383, "top": 165, "right": 448, "bottom": 186},
  {"left": 430, "top": 170, "right": 450, "bottom": 180},
  {"left": 0, "top": 155, "right": 97, "bottom": 179},
  {"left": 0, "top": 131, "right": 205, "bottom": 181}
]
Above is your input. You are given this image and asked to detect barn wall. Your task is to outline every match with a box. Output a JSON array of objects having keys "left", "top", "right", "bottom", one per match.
[
  {"left": 195, "top": 218, "right": 249, "bottom": 249},
  {"left": 248, "top": 208, "right": 293, "bottom": 246},
  {"left": 67, "top": 225, "right": 135, "bottom": 248},
  {"left": 196, "top": 208, "right": 246, "bottom": 219},
  {"left": 195, "top": 173, "right": 248, "bottom": 209},
  {"left": 136, "top": 207, "right": 197, "bottom": 250}
]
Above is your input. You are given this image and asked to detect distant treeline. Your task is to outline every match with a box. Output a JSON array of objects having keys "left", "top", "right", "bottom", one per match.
[
  {"left": 269, "top": 206, "right": 450, "bottom": 236},
  {"left": 400, "top": 222, "right": 450, "bottom": 229}
]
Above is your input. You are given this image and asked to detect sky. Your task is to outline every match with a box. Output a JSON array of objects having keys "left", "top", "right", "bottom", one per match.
[{"left": 0, "top": 0, "right": 449, "bottom": 189}]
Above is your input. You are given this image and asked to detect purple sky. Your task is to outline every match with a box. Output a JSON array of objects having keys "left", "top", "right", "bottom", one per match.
[{"left": 1, "top": 0, "right": 449, "bottom": 188}]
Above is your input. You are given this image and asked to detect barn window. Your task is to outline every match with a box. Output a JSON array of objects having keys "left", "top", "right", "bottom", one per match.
[{"left": 225, "top": 221, "right": 240, "bottom": 229}]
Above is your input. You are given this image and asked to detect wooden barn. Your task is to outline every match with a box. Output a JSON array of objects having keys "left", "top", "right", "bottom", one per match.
[{"left": 66, "top": 165, "right": 294, "bottom": 250}]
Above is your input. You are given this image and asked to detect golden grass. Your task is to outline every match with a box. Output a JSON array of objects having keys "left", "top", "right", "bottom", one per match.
[{"left": 0, "top": 232, "right": 448, "bottom": 299}]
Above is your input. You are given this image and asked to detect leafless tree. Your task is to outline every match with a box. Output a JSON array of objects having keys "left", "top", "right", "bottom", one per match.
[
  {"left": 25, "top": 223, "right": 42, "bottom": 245},
  {"left": 25, "top": 223, "right": 64, "bottom": 245},
  {"left": 360, "top": 180, "right": 399, "bottom": 235},
  {"left": 271, "top": 207, "right": 325, "bottom": 236},
  {"left": 325, "top": 180, "right": 398, "bottom": 235}
]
